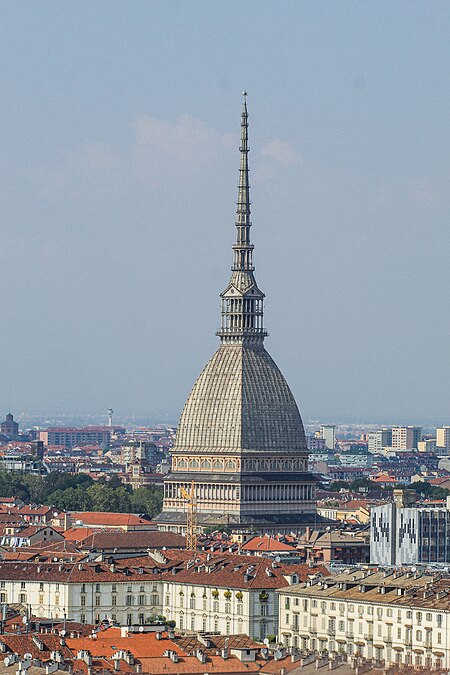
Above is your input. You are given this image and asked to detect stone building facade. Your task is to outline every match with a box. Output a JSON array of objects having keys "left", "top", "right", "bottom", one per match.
[{"left": 278, "top": 569, "right": 450, "bottom": 670}]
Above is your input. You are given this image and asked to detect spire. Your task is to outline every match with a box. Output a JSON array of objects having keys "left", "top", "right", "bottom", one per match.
[{"left": 217, "top": 94, "right": 267, "bottom": 346}]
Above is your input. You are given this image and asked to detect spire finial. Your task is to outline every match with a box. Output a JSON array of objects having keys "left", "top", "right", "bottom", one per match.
[{"left": 217, "top": 95, "right": 267, "bottom": 345}]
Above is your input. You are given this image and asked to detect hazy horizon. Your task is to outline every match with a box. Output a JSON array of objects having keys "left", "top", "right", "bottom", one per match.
[{"left": 1, "top": 2, "right": 449, "bottom": 421}]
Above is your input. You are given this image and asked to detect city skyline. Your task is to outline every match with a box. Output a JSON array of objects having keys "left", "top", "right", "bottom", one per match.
[{"left": 1, "top": 2, "right": 449, "bottom": 420}]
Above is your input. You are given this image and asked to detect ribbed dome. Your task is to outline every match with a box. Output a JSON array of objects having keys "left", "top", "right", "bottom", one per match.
[{"left": 174, "top": 344, "right": 306, "bottom": 454}]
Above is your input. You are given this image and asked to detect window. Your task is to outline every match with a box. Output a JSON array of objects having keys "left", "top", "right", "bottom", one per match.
[
  {"left": 261, "top": 605, "right": 268, "bottom": 616},
  {"left": 397, "top": 627, "right": 401, "bottom": 639},
  {"left": 56, "top": 584, "right": 59, "bottom": 591},
  {"left": 377, "top": 607, "right": 383, "bottom": 618},
  {"left": 39, "top": 583, "right": 44, "bottom": 591},
  {"left": 213, "top": 601, "right": 219, "bottom": 612},
  {"left": 214, "top": 618, "right": 218, "bottom": 632},
  {"left": 139, "top": 613, "right": 144, "bottom": 625},
  {"left": 202, "top": 598, "right": 207, "bottom": 611},
  {"left": 95, "top": 584, "right": 100, "bottom": 593},
  {"left": 338, "top": 620, "right": 345, "bottom": 631},
  {"left": 0, "top": 582, "right": 4, "bottom": 589},
  {"left": 112, "top": 596, "right": 117, "bottom": 606},
  {"left": 152, "top": 594, "right": 158, "bottom": 605},
  {"left": 417, "top": 612, "right": 422, "bottom": 625},
  {"left": 95, "top": 595, "right": 100, "bottom": 606},
  {"left": 191, "top": 615, "right": 195, "bottom": 631},
  {"left": 190, "top": 597, "right": 196, "bottom": 610},
  {"left": 21, "top": 582, "right": 25, "bottom": 590},
  {"left": 406, "top": 611, "right": 412, "bottom": 619},
  {"left": 81, "top": 596, "right": 86, "bottom": 606},
  {"left": 55, "top": 595, "right": 59, "bottom": 605},
  {"left": 437, "top": 615, "right": 443, "bottom": 627},
  {"left": 19, "top": 593, "right": 26, "bottom": 603},
  {"left": 126, "top": 595, "right": 133, "bottom": 606},
  {"left": 312, "top": 600, "right": 317, "bottom": 609},
  {"left": 437, "top": 633, "right": 442, "bottom": 645},
  {"left": 237, "top": 604, "right": 243, "bottom": 615},
  {"left": 348, "top": 605, "right": 354, "bottom": 613},
  {"left": 202, "top": 617, "right": 207, "bottom": 631},
  {"left": 140, "top": 584, "right": 145, "bottom": 593},
  {"left": 138, "top": 594, "right": 145, "bottom": 606},
  {"left": 225, "top": 602, "right": 231, "bottom": 613},
  {"left": 112, "top": 584, "right": 117, "bottom": 593},
  {"left": 166, "top": 595, "right": 170, "bottom": 606},
  {"left": 39, "top": 594, "right": 44, "bottom": 604},
  {"left": 226, "top": 620, "right": 230, "bottom": 634},
  {"left": 81, "top": 584, "right": 86, "bottom": 593},
  {"left": 416, "top": 630, "right": 422, "bottom": 641},
  {"left": 180, "top": 615, "right": 184, "bottom": 630},
  {"left": 111, "top": 614, "right": 117, "bottom": 622},
  {"left": 127, "top": 614, "right": 132, "bottom": 626},
  {"left": 387, "top": 608, "right": 392, "bottom": 617},
  {"left": 80, "top": 614, "right": 86, "bottom": 623}
]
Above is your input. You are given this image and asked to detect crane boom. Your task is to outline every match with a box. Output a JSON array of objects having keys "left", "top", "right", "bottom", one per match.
[{"left": 180, "top": 480, "right": 197, "bottom": 551}]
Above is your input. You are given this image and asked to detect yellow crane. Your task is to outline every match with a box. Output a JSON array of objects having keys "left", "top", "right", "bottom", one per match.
[{"left": 180, "top": 480, "right": 197, "bottom": 551}]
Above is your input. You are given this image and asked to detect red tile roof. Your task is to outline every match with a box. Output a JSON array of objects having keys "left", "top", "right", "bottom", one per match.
[
  {"left": 71, "top": 512, "right": 154, "bottom": 527},
  {"left": 241, "top": 537, "right": 297, "bottom": 552}
]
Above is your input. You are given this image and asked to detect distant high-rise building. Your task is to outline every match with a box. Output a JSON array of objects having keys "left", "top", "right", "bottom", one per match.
[
  {"left": 155, "top": 96, "right": 320, "bottom": 535},
  {"left": 368, "top": 428, "right": 392, "bottom": 454},
  {"left": 417, "top": 438, "right": 437, "bottom": 453},
  {"left": 371, "top": 490, "right": 450, "bottom": 565},
  {"left": 392, "top": 426, "right": 422, "bottom": 450},
  {"left": 320, "top": 425, "right": 336, "bottom": 450},
  {"left": 436, "top": 426, "right": 450, "bottom": 452},
  {"left": 39, "top": 426, "right": 116, "bottom": 450},
  {"left": 0, "top": 413, "right": 19, "bottom": 438}
]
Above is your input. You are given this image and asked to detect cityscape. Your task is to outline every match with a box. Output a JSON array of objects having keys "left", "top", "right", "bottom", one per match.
[{"left": 1, "top": 3, "right": 449, "bottom": 675}]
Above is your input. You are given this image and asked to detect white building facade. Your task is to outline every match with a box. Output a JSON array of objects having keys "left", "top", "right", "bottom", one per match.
[{"left": 278, "top": 570, "right": 450, "bottom": 670}]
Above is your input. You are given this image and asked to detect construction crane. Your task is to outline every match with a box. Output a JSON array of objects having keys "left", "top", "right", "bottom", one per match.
[{"left": 180, "top": 480, "right": 197, "bottom": 551}]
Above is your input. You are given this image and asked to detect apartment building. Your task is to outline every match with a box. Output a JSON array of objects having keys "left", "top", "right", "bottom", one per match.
[
  {"left": 278, "top": 569, "right": 450, "bottom": 670},
  {"left": 0, "top": 553, "right": 325, "bottom": 641},
  {"left": 39, "top": 427, "right": 115, "bottom": 450},
  {"left": 371, "top": 491, "right": 450, "bottom": 565},
  {"left": 391, "top": 426, "right": 422, "bottom": 450},
  {"left": 367, "top": 429, "right": 392, "bottom": 455},
  {"left": 436, "top": 427, "right": 450, "bottom": 452}
]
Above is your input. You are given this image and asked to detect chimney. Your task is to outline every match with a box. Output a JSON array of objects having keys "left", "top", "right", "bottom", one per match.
[{"left": 222, "top": 637, "right": 229, "bottom": 660}]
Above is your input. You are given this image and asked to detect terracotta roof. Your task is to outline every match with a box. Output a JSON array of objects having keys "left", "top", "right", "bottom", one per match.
[
  {"left": 241, "top": 536, "right": 297, "bottom": 552},
  {"left": 138, "top": 655, "right": 259, "bottom": 674},
  {"left": 80, "top": 530, "right": 186, "bottom": 550},
  {"left": 70, "top": 512, "right": 154, "bottom": 527},
  {"left": 63, "top": 527, "right": 99, "bottom": 542},
  {"left": 66, "top": 628, "right": 184, "bottom": 659},
  {"left": 0, "top": 554, "right": 327, "bottom": 588},
  {"left": 0, "top": 634, "right": 72, "bottom": 660}
]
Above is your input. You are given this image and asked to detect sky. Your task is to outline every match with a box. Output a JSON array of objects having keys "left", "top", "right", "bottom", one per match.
[{"left": 0, "top": 1, "right": 449, "bottom": 425}]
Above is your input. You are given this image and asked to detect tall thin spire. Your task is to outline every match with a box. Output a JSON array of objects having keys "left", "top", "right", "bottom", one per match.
[
  {"left": 217, "top": 94, "right": 267, "bottom": 345},
  {"left": 233, "top": 92, "right": 252, "bottom": 272}
]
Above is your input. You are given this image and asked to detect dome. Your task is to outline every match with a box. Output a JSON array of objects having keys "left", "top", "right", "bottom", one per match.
[{"left": 174, "top": 344, "right": 306, "bottom": 454}]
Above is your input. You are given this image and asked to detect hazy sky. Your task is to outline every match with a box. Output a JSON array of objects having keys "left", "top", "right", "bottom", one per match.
[{"left": 1, "top": 1, "right": 449, "bottom": 424}]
